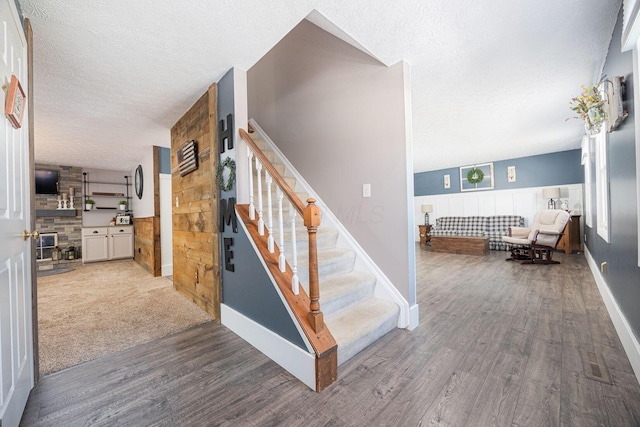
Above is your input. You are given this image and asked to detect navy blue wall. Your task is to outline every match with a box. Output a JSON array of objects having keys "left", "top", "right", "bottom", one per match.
[
  {"left": 414, "top": 149, "right": 582, "bottom": 196},
  {"left": 218, "top": 69, "right": 306, "bottom": 349},
  {"left": 586, "top": 8, "right": 640, "bottom": 340}
]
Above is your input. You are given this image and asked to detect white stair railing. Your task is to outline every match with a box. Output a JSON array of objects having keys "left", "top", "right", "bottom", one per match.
[{"left": 241, "top": 129, "right": 323, "bottom": 332}]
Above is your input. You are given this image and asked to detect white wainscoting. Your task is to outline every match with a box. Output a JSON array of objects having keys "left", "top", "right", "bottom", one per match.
[{"left": 414, "top": 184, "right": 584, "bottom": 242}]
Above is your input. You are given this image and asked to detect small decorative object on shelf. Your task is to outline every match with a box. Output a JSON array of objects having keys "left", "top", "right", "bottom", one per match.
[
  {"left": 85, "top": 199, "right": 95, "bottom": 211},
  {"left": 118, "top": 200, "right": 127, "bottom": 210},
  {"left": 116, "top": 214, "right": 131, "bottom": 225}
]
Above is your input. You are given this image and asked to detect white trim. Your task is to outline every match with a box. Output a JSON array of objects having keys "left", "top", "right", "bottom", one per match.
[
  {"left": 634, "top": 47, "right": 640, "bottom": 267},
  {"left": 623, "top": 0, "right": 640, "bottom": 52},
  {"left": 248, "top": 119, "right": 411, "bottom": 328},
  {"left": 159, "top": 174, "right": 173, "bottom": 277},
  {"left": 408, "top": 304, "right": 420, "bottom": 330},
  {"left": 233, "top": 68, "right": 250, "bottom": 205},
  {"left": 585, "top": 247, "right": 640, "bottom": 386},
  {"left": 402, "top": 61, "right": 419, "bottom": 327},
  {"left": 236, "top": 213, "right": 314, "bottom": 353},
  {"left": 594, "top": 126, "right": 610, "bottom": 242},
  {"left": 221, "top": 304, "right": 316, "bottom": 390}
]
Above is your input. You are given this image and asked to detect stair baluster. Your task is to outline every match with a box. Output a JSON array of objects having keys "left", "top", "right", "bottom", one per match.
[
  {"left": 290, "top": 201, "right": 299, "bottom": 295},
  {"left": 247, "top": 148, "right": 255, "bottom": 220},
  {"left": 255, "top": 159, "right": 264, "bottom": 236},
  {"left": 265, "top": 172, "right": 274, "bottom": 253},
  {"left": 277, "top": 187, "right": 286, "bottom": 272}
]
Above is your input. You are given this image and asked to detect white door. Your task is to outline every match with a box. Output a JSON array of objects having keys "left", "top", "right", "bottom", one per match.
[{"left": 0, "top": 1, "right": 34, "bottom": 426}]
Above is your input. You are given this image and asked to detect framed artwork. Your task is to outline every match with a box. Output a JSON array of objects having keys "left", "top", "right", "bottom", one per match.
[
  {"left": 5, "top": 75, "right": 26, "bottom": 129},
  {"left": 460, "top": 162, "right": 494, "bottom": 192},
  {"left": 116, "top": 215, "right": 131, "bottom": 225}
]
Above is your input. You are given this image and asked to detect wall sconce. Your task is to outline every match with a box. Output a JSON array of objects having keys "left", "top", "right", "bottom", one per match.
[
  {"left": 421, "top": 204, "right": 433, "bottom": 226},
  {"left": 542, "top": 187, "right": 560, "bottom": 209},
  {"left": 443, "top": 174, "right": 451, "bottom": 189}
]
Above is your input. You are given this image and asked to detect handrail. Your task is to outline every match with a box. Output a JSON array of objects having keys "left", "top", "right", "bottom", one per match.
[
  {"left": 240, "top": 128, "right": 305, "bottom": 214},
  {"left": 239, "top": 127, "right": 324, "bottom": 333}
]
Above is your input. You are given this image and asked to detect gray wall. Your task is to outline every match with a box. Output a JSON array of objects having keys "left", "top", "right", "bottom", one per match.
[
  {"left": 248, "top": 20, "right": 414, "bottom": 303},
  {"left": 586, "top": 8, "right": 640, "bottom": 340},
  {"left": 159, "top": 147, "right": 171, "bottom": 174},
  {"left": 218, "top": 69, "right": 306, "bottom": 349},
  {"left": 415, "top": 149, "right": 583, "bottom": 196}
]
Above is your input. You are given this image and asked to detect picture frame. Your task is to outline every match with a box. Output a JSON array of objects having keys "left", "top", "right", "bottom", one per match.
[
  {"left": 5, "top": 75, "right": 26, "bottom": 129},
  {"left": 460, "top": 162, "right": 495, "bottom": 192},
  {"left": 116, "top": 215, "right": 131, "bottom": 225}
]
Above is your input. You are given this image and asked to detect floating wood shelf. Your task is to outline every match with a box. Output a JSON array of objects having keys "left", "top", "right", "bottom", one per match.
[{"left": 36, "top": 209, "right": 78, "bottom": 217}]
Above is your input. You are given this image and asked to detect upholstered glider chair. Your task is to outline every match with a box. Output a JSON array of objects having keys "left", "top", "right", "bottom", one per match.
[{"left": 502, "top": 210, "right": 571, "bottom": 264}]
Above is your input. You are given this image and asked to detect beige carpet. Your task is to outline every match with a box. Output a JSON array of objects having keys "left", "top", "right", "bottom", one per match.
[{"left": 37, "top": 260, "right": 212, "bottom": 376}]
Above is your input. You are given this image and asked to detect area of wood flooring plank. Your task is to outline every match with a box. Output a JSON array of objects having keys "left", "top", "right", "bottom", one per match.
[{"left": 21, "top": 248, "right": 640, "bottom": 426}]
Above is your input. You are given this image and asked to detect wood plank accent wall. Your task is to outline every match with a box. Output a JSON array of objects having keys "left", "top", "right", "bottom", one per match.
[
  {"left": 133, "top": 147, "right": 162, "bottom": 277},
  {"left": 133, "top": 217, "right": 156, "bottom": 274},
  {"left": 170, "top": 84, "right": 220, "bottom": 319}
]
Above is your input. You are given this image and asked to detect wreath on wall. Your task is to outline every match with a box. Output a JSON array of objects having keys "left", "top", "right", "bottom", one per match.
[
  {"left": 467, "top": 167, "right": 484, "bottom": 184},
  {"left": 216, "top": 156, "right": 236, "bottom": 192}
]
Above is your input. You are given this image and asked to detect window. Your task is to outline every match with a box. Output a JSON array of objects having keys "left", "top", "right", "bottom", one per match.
[
  {"left": 583, "top": 135, "right": 593, "bottom": 228},
  {"left": 594, "top": 123, "right": 610, "bottom": 242}
]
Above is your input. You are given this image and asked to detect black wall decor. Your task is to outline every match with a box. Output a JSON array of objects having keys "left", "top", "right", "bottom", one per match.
[
  {"left": 220, "top": 197, "right": 237, "bottom": 233},
  {"left": 219, "top": 113, "right": 233, "bottom": 153},
  {"left": 178, "top": 140, "right": 198, "bottom": 177}
]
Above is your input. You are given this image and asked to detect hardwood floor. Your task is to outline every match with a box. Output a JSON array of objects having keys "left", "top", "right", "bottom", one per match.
[{"left": 21, "top": 247, "right": 640, "bottom": 426}]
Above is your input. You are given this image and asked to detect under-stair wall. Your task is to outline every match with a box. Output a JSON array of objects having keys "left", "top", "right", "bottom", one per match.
[{"left": 217, "top": 69, "right": 319, "bottom": 390}]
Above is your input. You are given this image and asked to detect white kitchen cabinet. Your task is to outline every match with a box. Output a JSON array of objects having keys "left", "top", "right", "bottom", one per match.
[
  {"left": 82, "top": 226, "right": 134, "bottom": 263},
  {"left": 82, "top": 227, "right": 109, "bottom": 263},
  {"left": 109, "top": 226, "right": 134, "bottom": 259}
]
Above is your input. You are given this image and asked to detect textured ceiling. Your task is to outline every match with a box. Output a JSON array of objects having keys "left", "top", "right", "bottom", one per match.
[{"left": 19, "top": 0, "right": 621, "bottom": 172}]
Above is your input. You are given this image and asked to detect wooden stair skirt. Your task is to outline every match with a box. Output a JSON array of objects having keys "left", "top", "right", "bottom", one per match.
[{"left": 236, "top": 204, "right": 338, "bottom": 392}]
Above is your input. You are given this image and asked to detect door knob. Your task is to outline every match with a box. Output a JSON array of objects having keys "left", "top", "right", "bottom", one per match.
[{"left": 23, "top": 230, "right": 40, "bottom": 241}]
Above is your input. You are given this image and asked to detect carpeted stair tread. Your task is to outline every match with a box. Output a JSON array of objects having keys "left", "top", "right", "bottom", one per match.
[
  {"left": 296, "top": 248, "right": 355, "bottom": 283},
  {"left": 301, "top": 271, "right": 375, "bottom": 317},
  {"left": 326, "top": 298, "right": 399, "bottom": 366},
  {"left": 280, "top": 227, "right": 338, "bottom": 254}
]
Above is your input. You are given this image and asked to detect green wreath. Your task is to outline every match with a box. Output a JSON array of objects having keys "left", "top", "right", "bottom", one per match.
[
  {"left": 467, "top": 167, "right": 484, "bottom": 184},
  {"left": 216, "top": 157, "right": 236, "bottom": 192}
]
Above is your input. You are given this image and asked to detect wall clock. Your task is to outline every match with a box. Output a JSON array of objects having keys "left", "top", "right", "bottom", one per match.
[{"left": 135, "top": 165, "right": 143, "bottom": 199}]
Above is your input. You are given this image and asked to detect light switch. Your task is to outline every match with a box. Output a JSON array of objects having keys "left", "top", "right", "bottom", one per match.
[
  {"left": 507, "top": 166, "right": 516, "bottom": 182},
  {"left": 362, "top": 184, "right": 371, "bottom": 198}
]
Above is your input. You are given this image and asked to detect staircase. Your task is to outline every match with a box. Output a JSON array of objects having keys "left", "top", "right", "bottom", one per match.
[{"left": 247, "top": 131, "right": 400, "bottom": 367}]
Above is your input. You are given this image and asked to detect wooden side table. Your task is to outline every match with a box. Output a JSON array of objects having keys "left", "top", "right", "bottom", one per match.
[
  {"left": 557, "top": 214, "right": 581, "bottom": 253},
  {"left": 418, "top": 224, "right": 431, "bottom": 246}
]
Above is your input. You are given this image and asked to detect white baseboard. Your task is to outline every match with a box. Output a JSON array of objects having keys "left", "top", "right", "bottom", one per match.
[
  {"left": 585, "top": 247, "right": 640, "bottom": 385},
  {"left": 162, "top": 263, "right": 173, "bottom": 277},
  {"left": 408, "top": 304, "right": 420, "bottom": 330},
  {"left": 220, "top": 304, "right": 316, "bottom": 390}
]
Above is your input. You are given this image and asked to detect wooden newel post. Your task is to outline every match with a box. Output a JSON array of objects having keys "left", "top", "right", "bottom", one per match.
[{"left": 304, "top": 198, "right": 323, "bottom": 333}]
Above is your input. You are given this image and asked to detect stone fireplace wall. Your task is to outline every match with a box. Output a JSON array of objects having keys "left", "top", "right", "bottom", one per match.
[{"left": 35, "top": 164, "right": 83, "bottom": 258}]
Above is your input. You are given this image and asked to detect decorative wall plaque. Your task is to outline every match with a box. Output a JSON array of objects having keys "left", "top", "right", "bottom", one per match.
[{"left": 178, "top": 140, "right": 198, "bottom": 176}]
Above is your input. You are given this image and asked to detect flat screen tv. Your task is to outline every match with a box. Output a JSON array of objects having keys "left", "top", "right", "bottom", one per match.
[{"left": 35, "top": 170, "right": 59, "bottom": 194}]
